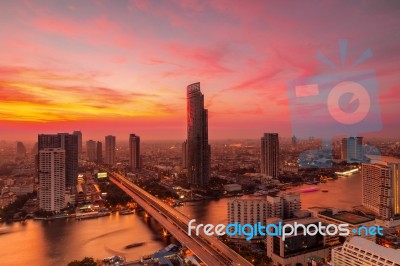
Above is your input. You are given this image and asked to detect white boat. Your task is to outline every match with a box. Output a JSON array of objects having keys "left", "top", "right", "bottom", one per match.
[{"left": 76, "top": 211, "right": 110, "bottom": 220}]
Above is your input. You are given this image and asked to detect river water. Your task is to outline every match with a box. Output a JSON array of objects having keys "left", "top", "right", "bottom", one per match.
[{"left": 0, "top": 173, "right": 361, "bottom": 265}]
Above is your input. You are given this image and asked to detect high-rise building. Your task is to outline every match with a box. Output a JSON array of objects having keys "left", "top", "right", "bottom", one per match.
[
  {"left": 182, "top": 140, "right": 187, "bottom": 169},
  {"left": 16, "top": 141, "right": 27, "bottom": 159},
  {"left": 261, "top": 133, "right": 279, "bottom": 177},
  {"left": 341, "top": 136, "right": 364, "bottom": 162},
  {"left": 331, "top": 236, "right": 400, "bottom": 265},
  {"left": 97, "top": 141, "right": 102, "bottom": 163},
  {"left": 105, "top": 135, "right": 116, "bottom": 165},
  {"left": 186, "top": 82, "right": 211, "bottom": 187},
  {"left": 129, "top": 134, "right": 140, "bottom": 172},
  {"left": 38, "top": 133, "right": 78, "bottom": 193},
  {"left": 86, "top": 140, "right": 97, "bottom": 162},
  {"left": 38, "top": 148, "right": 65, "bottom": 212},
  {"left": 73, "top": 131, "right": 82, "bottom": 158},
  {"left": 362, "top": 161, "right": 400, "bottom": 220}
]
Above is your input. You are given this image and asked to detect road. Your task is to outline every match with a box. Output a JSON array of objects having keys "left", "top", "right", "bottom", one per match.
[{"left": 103, "top": 168, "right": 253, "bottom": 266}]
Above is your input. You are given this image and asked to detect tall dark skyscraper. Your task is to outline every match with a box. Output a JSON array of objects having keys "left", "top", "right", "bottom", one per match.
[
  {"left": 73, "top": 131, "right": 82, "bottom": 158},
  {"left": 97, "top": 141, "right": 102, "bottom": 163},
  {"left": 86, "top": 140, "right": 97, "bottom": 162},
  {"left": 38, "top": 133, "right": 78, "bottom": 193},
  {"left": 186, "top": 82, "right": 210, "bottom": 187},
  {"left": 105, "top": 135, "right": 116, "bottom": 165},
  {"left": 261, "top": 133, "right": 279, "bottom": 178},
  {"left": 129, "top": 134, "right": 140, "bottom": 172},
  {"left": 38, "top": 148, "right": 65, "bottom": 212}
]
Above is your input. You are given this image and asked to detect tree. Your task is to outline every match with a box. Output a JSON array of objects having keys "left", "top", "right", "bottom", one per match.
[{"left": 67, "top": 257, "right": 98, "bottom": 266}]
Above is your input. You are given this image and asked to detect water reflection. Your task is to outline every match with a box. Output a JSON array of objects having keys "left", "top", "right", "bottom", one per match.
[
  {"left": 178, "top": 173, "right": 362, "bottom": 224},
  {"left": 0, "top": 212, "right": 177, "bottom": 265}
]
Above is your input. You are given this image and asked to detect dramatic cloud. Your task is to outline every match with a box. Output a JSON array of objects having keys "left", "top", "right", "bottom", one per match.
[{"left": 0, "top": 0, "right": 399, "bottom": 140}]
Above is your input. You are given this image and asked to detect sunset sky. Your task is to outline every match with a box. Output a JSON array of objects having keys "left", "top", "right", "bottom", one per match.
[{"left": 0, "top": 0, "right": 399, "bottom": 142}]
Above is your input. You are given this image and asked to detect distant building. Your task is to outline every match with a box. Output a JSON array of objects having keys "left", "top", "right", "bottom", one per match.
[
  {"left": 96, "top": 141, "right": 102, "bottom": 163},
  {"left": 261, "top": 133, "right": 279, "bottom": 178},
  {"left": 38, "top": 148, "right": 65, "bottom": 212},
  {"left": 9, "top": 183, "right": 34, "bottom": 196},
  {"left": 292, "top": 135, "right": 297, "bottom": 147},
  {"left": 129, "top": 134, "right": 140, "bottom": 172},
  {"left": 72, "top": 131, "right": 82, "bottom": 158},
  {"left": 16, "top": 141, "right": 27, "bottom": 159},
  {"left": 38, "top": 133, "right": 78, "bottom": 193},
  {"left": 186, "top": 82, "right": 211, "bottom": 187},
  {"left": 182, "top": 140, "right": 187, "bottom": 169},
  {"left": 341, "top": 136, "right": 364, "bottom": 163},
  {"left": 105, "top": 135, "right": 116, "bottom": 165},
  {"left": 86, "top": 140, "right": 97, "bottom": 162},
  {"left": 331, "top": 236, "right": 400, "bottom": 265},
  {"left": 223, "top": 184, "right": 242, "bottom": 192},
  {"left": 362, "top": 161, "right": 400, "bottom": 220}
]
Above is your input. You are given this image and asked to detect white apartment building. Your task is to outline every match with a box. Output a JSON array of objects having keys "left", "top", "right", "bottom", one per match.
[
  {"left": 332, "top": 236, "right": 400, "bottom": 266},
  {"left": 227, "top": 193, "right": 301, "bottom": 240},
  {"left": 362, "top": 162, "right": 400, "bottom": 220},
  {"left": 38, "top": 148, "right": 66, "bottom": 212}
]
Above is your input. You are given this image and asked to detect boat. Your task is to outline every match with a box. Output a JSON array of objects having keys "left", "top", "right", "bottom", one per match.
[
  {"left": 76, "top": 211, "right": 110, "bottom": 220},
  {"left": 120, "top": 209, "right": 135, "bottom": 215},
  {"left": 125, "top": 242, "right": 145, "bottom": 249},
  {"left": 322, "top": 190, "right": 328, "bottom": 192},
  {"left": 299, "top": 187, "right": 319, "bottom": 193}
]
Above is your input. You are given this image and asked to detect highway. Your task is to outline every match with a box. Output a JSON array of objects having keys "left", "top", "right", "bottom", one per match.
[{"left": 103, "top": 168, "right": 253, "bottom": 266}]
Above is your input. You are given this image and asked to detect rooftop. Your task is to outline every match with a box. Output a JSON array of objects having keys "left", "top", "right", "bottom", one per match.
[
  {"left": 348, "top": 237, "right": 400, "bottom": 263},
  {"left": 320, "top": 211, "right": 374, "bottom": 225}
]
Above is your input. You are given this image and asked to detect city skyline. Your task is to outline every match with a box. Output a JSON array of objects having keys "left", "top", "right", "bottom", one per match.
[{"left": 0, "top": 1, "right": 400, "bottom": 142}]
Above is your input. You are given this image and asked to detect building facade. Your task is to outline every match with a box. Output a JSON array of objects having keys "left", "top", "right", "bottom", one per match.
[
  {"left": 72, "top": 131, "right": 82, "bottom": 158},
  {"left": 129, "top": 134, "right": 140, "bottom": 172},
  {"left": 341, "top": 136, "right": 364, "bottom": 163},
  {"left": 86, "top": 140, "right": 97, "bottom": 162},
  {"left": 38, "top": 133, "right": 78, "bottom": 193},
  {"left": 331, "top": 236, "right": 400, "bottom": 266},
  {"left": 186, "top": 82, "right": 211, "bottom": 187},
  {"left": 261, "top": 133, "right": 279, "bottom": 178},
  {"left": 38, "top": 148, "right": 65, "bottom": 212},
  {"left": 105, "top": 135, "right": 116, "bottom": 165},
  {"left": 96, "top": 141, "right": 102, "bottom": 163},
  {"left": 362, "top": 162, "right": 400, "bottom": 220}
]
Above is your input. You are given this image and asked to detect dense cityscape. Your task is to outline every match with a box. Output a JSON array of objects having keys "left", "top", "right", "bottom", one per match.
[
  {"left": 1, "top": 1, "right": 400, "bottom": 266},
  {"left": 0, "top": 83, "right": 399, "bottom": 266}
]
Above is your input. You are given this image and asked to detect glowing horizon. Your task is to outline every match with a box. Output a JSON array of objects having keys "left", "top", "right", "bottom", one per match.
[{"left": 0, "top": 1, "right": 399, "bottom": 142}]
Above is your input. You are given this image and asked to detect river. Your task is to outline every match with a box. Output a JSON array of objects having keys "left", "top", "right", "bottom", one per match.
[{"left": 0, "top": 173, "right": 361, "bottom": 265}]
